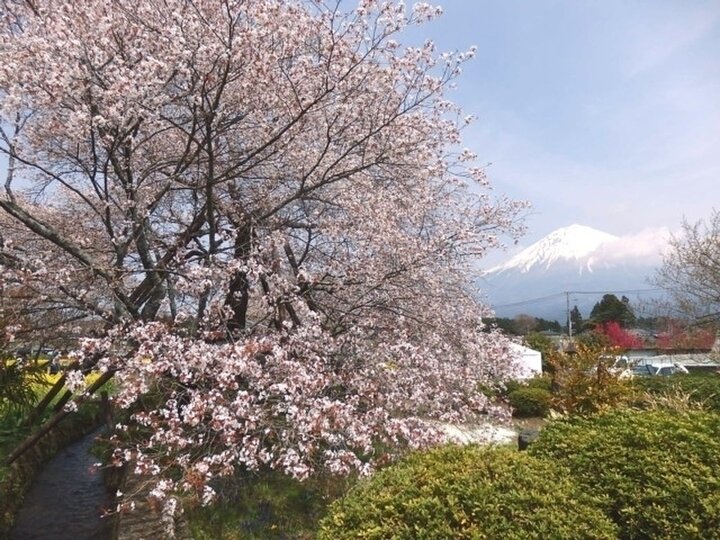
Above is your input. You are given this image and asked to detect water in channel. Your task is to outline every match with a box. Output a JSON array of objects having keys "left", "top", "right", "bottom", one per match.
[{"left": 10, "top": 429, "right": 114, "bottom": 540}]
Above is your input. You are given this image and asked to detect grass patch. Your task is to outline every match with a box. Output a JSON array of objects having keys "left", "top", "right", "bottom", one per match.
[{"left": 186, "top": 470, "right": 352, "bottom": 539}]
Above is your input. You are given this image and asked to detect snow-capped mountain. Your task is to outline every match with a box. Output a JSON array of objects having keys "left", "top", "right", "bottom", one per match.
[
  {"left": 488, "top": 224, "right": 619, "bottom": 274},
  {"left": 480, "top": 224, "right": 668, "bottom": 321}
]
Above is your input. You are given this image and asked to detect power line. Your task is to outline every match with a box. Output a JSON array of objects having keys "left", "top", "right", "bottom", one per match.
[
  {"left": 561, "top": 288, "right": 664, "bottom": 295},
  {"left": 491, "top": 292, "right": 566, "bottom": 309},
  {"left": 491, "top": 288, "right": 664, "bottom": 309}
]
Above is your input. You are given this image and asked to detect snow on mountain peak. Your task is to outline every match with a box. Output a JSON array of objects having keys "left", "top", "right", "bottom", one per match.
[{"left": 487, "top": 224, "right": 619, "bottom": 274}]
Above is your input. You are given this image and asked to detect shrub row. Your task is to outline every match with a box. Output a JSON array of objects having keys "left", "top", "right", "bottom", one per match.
[
  {"left": 507, "top": 368, "right": 720, "bottom": 418},
  {"left": 318, "top": 445, "right": 615, "bottom": 540},
  {"left": 321, "top": 409, "right": 720, "bottom": 539}
]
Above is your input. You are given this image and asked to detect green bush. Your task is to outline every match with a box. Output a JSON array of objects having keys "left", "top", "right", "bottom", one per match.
[
  {"left": 500, "top": 374, "right": 551, "bottom": 399},
  {"left": 508, "top": 387, "right": 551, "bottom": 418},
  {"left": 633, "top": 373, "right": 720, "bottom": 412},
  {"left": 526, "top": 374, "right": 553, "bottom": 392},
  {"left": 501, "top": 379, "right": 522, "bottom": 396},
  {"left": 319, "top": 445, "right": 616, "bottom": 540},
  {"left": 529, "top": 409, "right": 720, "bottom": 539}
]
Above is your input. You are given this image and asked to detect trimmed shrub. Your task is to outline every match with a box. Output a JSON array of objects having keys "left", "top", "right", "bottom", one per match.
[
  {"left": 529, "top": 409, "right": 720, "bottom": 539},
  {"left": 501, "top": 378, "right": 522, "bottom": 396},
  {"left": 633, "top": 373, "right": 720, "bottom": 412},
  {"left": 318, "top": 445, "right": 616, "bottom": 540},
  {"left": 508, "top": 387, "right": 551, "bottom": 417}
]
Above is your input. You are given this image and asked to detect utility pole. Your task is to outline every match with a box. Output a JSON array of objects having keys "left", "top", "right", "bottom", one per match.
[{"left": 566, "top": 291, "right": 573, "bottom": 339}]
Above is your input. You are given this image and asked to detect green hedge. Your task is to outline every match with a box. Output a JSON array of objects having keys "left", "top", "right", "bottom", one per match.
[
  {"left": 633, "top": 373, "right": 720, "bottom": 412},
  {"left": 508, "top": 387, "right": 552, "bottom": 418},
  {"left": 529, "top": 409, "right": 720, "bottom": 539},
  {"left": 319, "top": 445, "right": 616, "bottom": 540},
  {"left": 503, "top": 375, "right": 553, "bottom": 417},
  {"left": 503, "top": 375, "right": 552, "bottom": 397}
]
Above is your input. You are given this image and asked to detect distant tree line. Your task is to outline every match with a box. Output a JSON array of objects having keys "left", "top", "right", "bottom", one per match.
[
  {"left": 486, "top": 315, "right": 563, "bottom": 336},
  {"left": 492, "top": 293, "right": 717, "bottom": 351}
]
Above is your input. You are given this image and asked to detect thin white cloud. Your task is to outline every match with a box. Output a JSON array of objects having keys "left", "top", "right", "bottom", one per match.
[
  {"left": 588, "top": 227, "right": 673, "bottom": 266},
  {"left": 622, "top": 4, "right": 720, "bottom": 77}
]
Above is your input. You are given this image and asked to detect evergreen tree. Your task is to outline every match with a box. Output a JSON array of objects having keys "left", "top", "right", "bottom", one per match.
[
  {"left": 570, "top": 305, "right": 584, "bottom": 334},
  {"left": 590, "top": 294, "right": 636, "bottom": 327},
  {"left": 536, "top": 318, "right": 563, "bottom": 333}
]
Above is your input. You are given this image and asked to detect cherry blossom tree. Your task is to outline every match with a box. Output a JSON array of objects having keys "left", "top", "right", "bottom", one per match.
[
  {"left": 654, "top": 210, "right": 720, "bottom": 319},
  {"left": 0, "top": 0, "right": 526, "bottom": 507}
]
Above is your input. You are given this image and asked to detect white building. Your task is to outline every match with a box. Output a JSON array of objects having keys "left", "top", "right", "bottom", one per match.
[{"left": 509, "top": 343, "right": 543, "bottom": 380}]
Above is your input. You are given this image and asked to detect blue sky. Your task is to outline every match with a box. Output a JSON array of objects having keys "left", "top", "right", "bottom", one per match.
[{"left": 412, "top": 1, "right": 720, "bottom": 258}]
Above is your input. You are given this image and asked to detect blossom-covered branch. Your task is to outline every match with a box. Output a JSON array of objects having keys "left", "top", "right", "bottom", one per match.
[{"left": 0, "top": 0, "right": 527, "bottom": 506}]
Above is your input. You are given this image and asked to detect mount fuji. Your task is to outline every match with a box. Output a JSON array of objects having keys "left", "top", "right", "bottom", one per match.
[{"left": 480, "top": 224, "right": 668, "bottom": 321}]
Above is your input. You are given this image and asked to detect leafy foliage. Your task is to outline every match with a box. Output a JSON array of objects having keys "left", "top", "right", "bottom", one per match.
[
  {"left": 507, "top": 387, "right": 551, "bottom": 418},
  {"left": 0, "top": 361, "right": 48, "bottom": 417},
  {"left": 655, "top": 320, "right": 716, "bottom": 349},
  {"left": 530, "top": 409, "right": 720, "bottom": 540},
  {"left": 0, "top": 307, "right": 46, "bottom": 416},
  {"left": 595, "top": 321, "right": 645, "bottom": 349},
  {"left": 503, "top": 375, "right": 553, "bottom": 417},
  {"left": 501, "top": 374, "right": 551, "bottom": 396},
  {"left": 575, "top": 328, "right": 612, "bottom": 348},
  {"left": 589, "top": 294, "right": 636, "bottom": 327},
  {"left": 547, "top": 344, "right": 633, "bottom": 415},
  {"left": 319, "top": 445, "right": 616, "bottom": 540}
]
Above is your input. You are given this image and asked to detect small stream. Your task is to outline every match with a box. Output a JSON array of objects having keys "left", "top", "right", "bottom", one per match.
[{"left": 11, "top": 429, "right": 114, "bottom": 540}]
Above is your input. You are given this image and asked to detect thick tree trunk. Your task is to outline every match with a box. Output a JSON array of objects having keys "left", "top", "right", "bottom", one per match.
[{"left": 224, "top": 219, "right": 252, "bottom": 333}]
